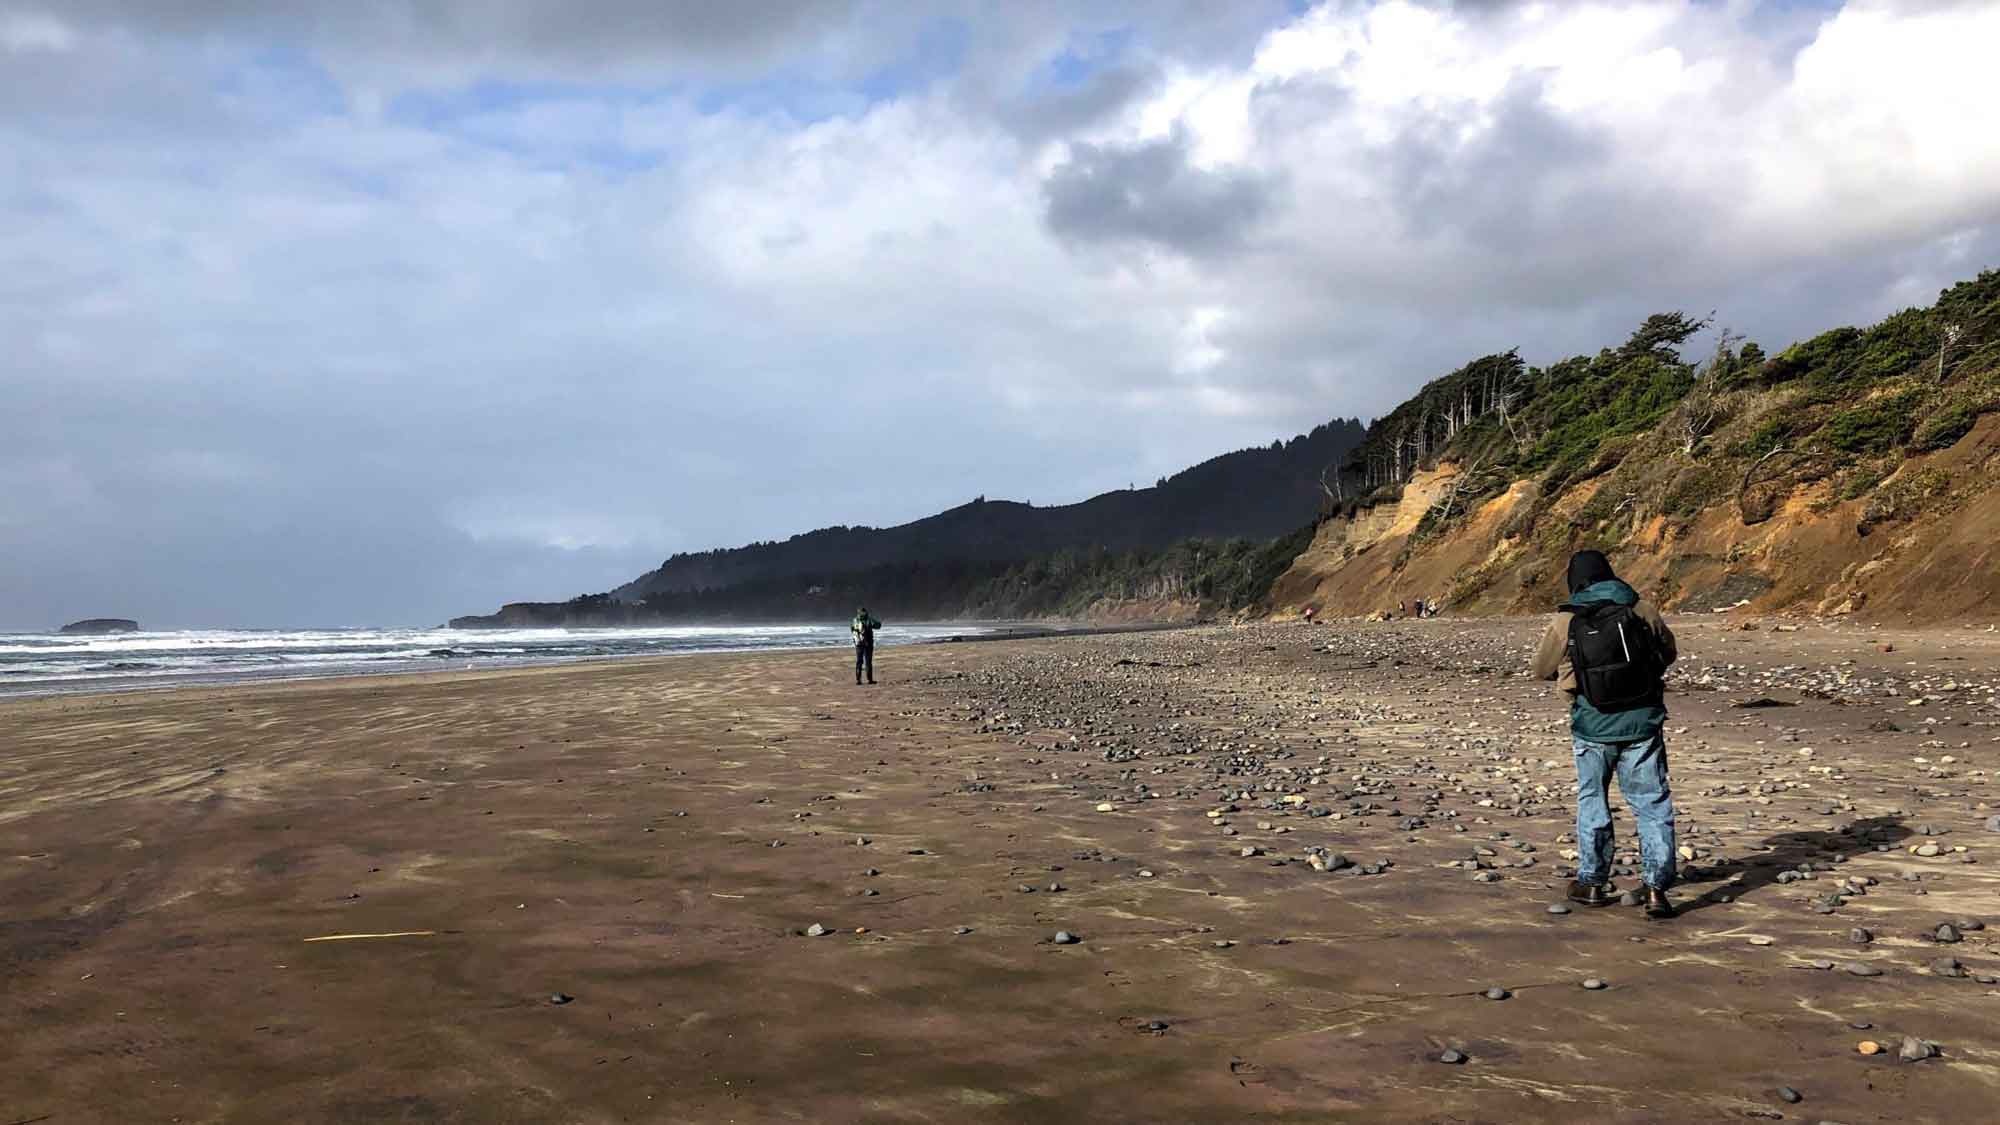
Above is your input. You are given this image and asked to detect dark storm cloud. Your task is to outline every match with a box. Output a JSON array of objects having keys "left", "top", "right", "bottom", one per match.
[
  {"left": 1041, "top": 131, "right": 1278, "bottom": 256},
  {"left": 994, "top": 62, "right": 1161, "bottom": 143},
  {"left": 35, "top": 0, "right": 872, "bottom": 69}
]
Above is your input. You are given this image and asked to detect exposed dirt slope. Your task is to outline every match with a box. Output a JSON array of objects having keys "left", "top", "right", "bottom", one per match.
[{"left": 1274, "top": 413, "right": 2000, "bottom": 622}]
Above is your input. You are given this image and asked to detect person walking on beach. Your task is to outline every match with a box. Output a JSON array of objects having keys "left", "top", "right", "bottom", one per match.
[
  {"left": 851, "top": 606, "right": 881, "bottom": 685},
  {"left": 1531, "top": 550, "right": 1681, "bottom": 919}
]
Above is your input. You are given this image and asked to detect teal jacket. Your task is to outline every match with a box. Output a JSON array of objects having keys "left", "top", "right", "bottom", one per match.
[
  {"left": 851, "top": 613, "right": 881, "bottom": 646},
  {"left": 1531, "top": 579, "right": 1677, "bottom": 743}
]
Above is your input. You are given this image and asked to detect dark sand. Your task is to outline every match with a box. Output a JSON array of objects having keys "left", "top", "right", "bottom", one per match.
[{"left": 3, "top": 619, "right": 1997, "bottom": 1123}]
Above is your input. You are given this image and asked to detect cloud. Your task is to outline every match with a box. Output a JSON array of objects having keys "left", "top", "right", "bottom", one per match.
[
  {"left": 3, "top": 0, "right": 1998, "bottom": 627},
  {"left": 1042, "top": 129, "right": 1278, "bottom": 256}
]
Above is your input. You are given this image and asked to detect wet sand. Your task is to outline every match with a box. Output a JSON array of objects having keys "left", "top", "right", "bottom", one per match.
[{"left": 2, "top": 620, "right": 1997, "bottom": 1123}]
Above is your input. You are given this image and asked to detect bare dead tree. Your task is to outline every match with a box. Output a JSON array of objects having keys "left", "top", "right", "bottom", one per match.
[
  {"left": 1737, "top": 443, "right": 1789, "bottom": 525},
  {"left": 1318, "top": 462, "right": 1344, "bottom": 508},
  {"left": 1679, "top": 326, "right": 1740, "bottom": 456},
  {"left": 1429, "top": 453, "right": 1490, "bottom": 526},
  {"left": 1938, "top": 322, "right": 1963, "bottom": 384}
]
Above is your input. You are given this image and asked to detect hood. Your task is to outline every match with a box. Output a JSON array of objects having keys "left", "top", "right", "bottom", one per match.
[
  {"left": 1564, "top": 579, "right": 1639, "bottom": 609},
  {"left": 1565, "top": 549, "right": 1616, "bottom": 594}
]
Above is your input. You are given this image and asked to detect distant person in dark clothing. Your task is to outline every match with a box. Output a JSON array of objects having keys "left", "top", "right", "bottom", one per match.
[
  {"left": 851, "top": 607, "right": 881, "bottom": 685},
  {"left": 1531, "top": 550, "right": 1680, "bottom": 919}
]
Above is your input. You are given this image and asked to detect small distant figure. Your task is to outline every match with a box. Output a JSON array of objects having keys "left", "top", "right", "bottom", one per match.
[
  {"left": 1301, "top": 606, "right": 1316, "bottom": 624},
  {"left": 851, "top": 606, "right": 881, "bottom": 685},
  {"left": 1532, "top": 550, "right": 1680, "bottom": 919}
]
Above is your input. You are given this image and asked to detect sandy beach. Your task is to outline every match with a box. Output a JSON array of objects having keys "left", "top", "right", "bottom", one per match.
[{"left": 3, "top": 620, "right": 1998, "bottom": 1123}]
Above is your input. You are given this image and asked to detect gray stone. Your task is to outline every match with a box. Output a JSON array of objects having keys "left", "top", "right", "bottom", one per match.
[
  {"left": 804, "top": 923, "right": 829, "bottom": 937},
  {"left": 1957, "top": 918, "right": 1985, "bottom": 931},
  {"left": 1935, "top": 924, "right": 1962, "bottom": 943},
  {"left": 1985, "top": 814, "right": 2000, "bottom": 834},
  {"left": 1438, "top": 1049, "right": 1467, "bottom": 1064},
  {"left": 1930, "top": 957, "right": 1963, "bottom": 978},
  {"left": 1484, "top": 987, "right": 1509, "bottom": 1000},
  {"left": 1841, "top": 962, "right": 1883, "bottom": 977},
  {"left": 1547, "top": 904, "right": 1572, "bottom": 915},
  {"left": 953, "top": 926, "right": 973, "bottom": 935},
  {"left": 1897, "top": 1036, "right": 1939, "bottom": 1062},
  {"left": 1581, "top": 978, "right": 1607, "bottom": 990},
  {"left": 1849, "top": 927, "right": 1872, "bottom": 944},
  {"left": 1052, "top": 930, "right": 1079, "bottom": 945},
  {"left": 1777, "top": 1087, "right": 1801, "bottom": 1104},
  {"left": 550, "top": 993, "right": 573, "bottom": 1005}
]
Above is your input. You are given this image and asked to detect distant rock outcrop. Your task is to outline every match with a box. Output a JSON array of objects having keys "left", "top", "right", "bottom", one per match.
[{"left": 59, "top": 618, "right": 140, "bottom": 635}]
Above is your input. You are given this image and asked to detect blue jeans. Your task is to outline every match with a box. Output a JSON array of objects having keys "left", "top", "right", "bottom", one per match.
[{"left": 1573, "top": 732, "right": 1677, "bottom": 891}]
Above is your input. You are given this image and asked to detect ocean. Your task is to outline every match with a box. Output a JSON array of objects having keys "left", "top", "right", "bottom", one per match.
[{"left": 0, "top": 623, "right": 1002, "bottom": 698}]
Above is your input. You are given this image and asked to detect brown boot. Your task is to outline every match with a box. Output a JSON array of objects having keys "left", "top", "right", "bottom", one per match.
[
  {"left": 1644, "top": 886, "right": 1676, "bottom": 920},
  {"left": 1567, "top": 881, "right": 1615, "bottom": 907}
]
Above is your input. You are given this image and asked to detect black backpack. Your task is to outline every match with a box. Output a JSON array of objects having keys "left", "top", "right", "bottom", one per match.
[{"left": 1562, "top": 602, "right": 1663, "bottom": 712}]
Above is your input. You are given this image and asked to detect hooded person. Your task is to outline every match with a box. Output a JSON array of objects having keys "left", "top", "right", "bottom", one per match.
[
  {"left": 850, "top": 606, "right": 882, "bottom": 685},
  {"left": 1531, "top": 550, "right": 1681, "bottom": 918}
]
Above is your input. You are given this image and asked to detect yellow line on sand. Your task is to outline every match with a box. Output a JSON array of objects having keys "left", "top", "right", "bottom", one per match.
[{"left": 302, "top": 930, "right": 438, "bottom": 942}]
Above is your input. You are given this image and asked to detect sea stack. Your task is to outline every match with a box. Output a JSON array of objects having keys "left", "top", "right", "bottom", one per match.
[{"left": 58, "top": 618, "right": 141, "bottom": 635}]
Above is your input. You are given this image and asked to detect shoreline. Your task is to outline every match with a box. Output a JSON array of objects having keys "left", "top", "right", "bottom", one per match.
[{"left": 0, "top": 619, "right": 1199, "bottom": 705}]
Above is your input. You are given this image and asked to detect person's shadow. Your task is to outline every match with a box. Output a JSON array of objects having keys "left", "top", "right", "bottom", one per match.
[{"left": 1674, "top": 815, "right": 1910, "bottom": 917}]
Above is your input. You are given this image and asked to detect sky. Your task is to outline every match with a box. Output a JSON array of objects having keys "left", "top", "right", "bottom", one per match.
[{"left": 5, "top": 0, "right": 1999, "bottom": 629}]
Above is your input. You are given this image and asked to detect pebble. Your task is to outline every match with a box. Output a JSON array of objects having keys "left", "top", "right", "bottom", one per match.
[
  {"left": 1898, "top": 1036, "right": 1939, "bottom": 1062},
  {"left": 1581, "top": 978, "right": 1607, "bottom": 990},
  {"left": 550, "top": 993, "right": 573, "bottom": 1005},
  {"left": 1547, "top": 905, "right": 1571, "bottom": 915},
  {"left": 1748, "top": 936, "right": 1774, "bottom": 947},
  {"left": 1930, "top": 957, "right": 1963, "bottom": 978},
  {"left": 1052, "top": 930, "right": 1079, "bottom": 945},
  {"left": 1986, "top": 814, "right": 2000, "bottom": 834},
  {"left": 1484, "top": 987, "right": 1509, "bottom": 1000},
  {"left": 1957, "top": 918, "right": 1985, "bottom": 931},
  {"left": 953, "top": 926, "right": 972, "bottom": 935},
  {"left": 1777, "top": 1087, "right": 1802, "bottom": 1104},
  {"left": 1438, "top": 1049, "right": 1467, "bottom": 1065},
  {"left": 804, "top": 923, "right": 829, "bottom": 937},
  {"left": 1934, "top": 923, "right": 1961, "bottom": 943},
  {"left": 1849, "top": 927, "right": 1872, "bottom": 944},
  {"left": 1145, "top": 1020, "right": 1169, "bottom": 1033},
  {"left": 1857, "top": 1040, "right": 1881, "bottom": 1055},
  {"left": 1841, "top": 962, "right": 1882, "bottom": 977}
]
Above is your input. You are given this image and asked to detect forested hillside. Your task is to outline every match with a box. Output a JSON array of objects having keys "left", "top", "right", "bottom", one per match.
[
  {"left": 1274, "top": 269, "right": 2000, "bottom": 622},
  {"left": 451, "top": 420, "right": 1361, "bottom": 626},
  {"left": 610, "top": 419, "right": 1363, "bottom": 599},
  {"left": 455, "top": 269, "right": 2000, "bottom": 629}
]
